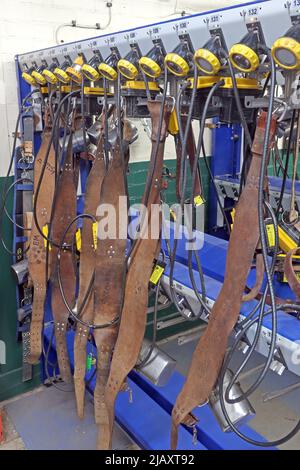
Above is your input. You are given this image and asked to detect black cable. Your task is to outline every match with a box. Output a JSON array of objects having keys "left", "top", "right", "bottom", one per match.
[
  {"left": 276, "top": 110, "right": 297, "bottom": 218},
  {"left": 221, "top": 51, "right": 278, "bottom": 399},
  {"left": 0, "top": 177, "right": 33, "bottom": 256},
  {"left": 32, "top": 90, "right": 80, "bottom": 249},
  {"left": 168, "top": 66, "right": 208, "bottom": 318},
  {"left": 56, "top": 214, "right": 120, "bottom": 329},
  {"left": 0, "top": 90, "right": 38, "bottom": 255},
  {"left": 81, "top": 78, "right": 88, "bottom": 155},
  {"left": 136, "top": 277, "right": 161, "bottom": 369},
  {"left": 129, "top": 67, "right": 169, "bottom": 255},
  {"left": 226, "top": 56, "right": 253, "bottom": 150},
  {"left": 218, "top": 47, "right": 290, "bottom": 447},
  {"left": 224, "top": 201, "right": 279, "bottom": 404},
  {"left": 219, "top": 304, "right": 300, "bottom": 447},
  {"left": 202, "top": 141, "right": 231, "bottom": 235},
  {"left": 170, "top": 79, "right": 225, "bottom": 318}
]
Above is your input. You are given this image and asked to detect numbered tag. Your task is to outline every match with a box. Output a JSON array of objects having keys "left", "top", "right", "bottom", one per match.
[
  {"left": 231, "top": 208, "right": 236, "bottom": 230},
  {"left": 170, "top": 209, "right": 177, "bottom": 221},
  {"left": 150, "top": 263, "right": 165, "bottom": 285},
  {"left": 194, "top": 195, "right": 204, "bottom": 207},
  {"left": 42, "top": 224, "right": 51, "bottom": 250},
  {"left": 92, "top": 222, "right": 98, "bottom": 250},
  {"left": 76, "top": 229, "right": 82, "bottom": 252},
  {"left": 86, "top": 353, "right": 96, "bottom": 372},
  {"left": 266, "top": 223, "right": 275, "bottom": 250}
]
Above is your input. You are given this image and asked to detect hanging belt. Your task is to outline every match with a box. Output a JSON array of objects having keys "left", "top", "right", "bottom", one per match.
[
  {"left": 50, "top": 135, "right": 77, "bottom": 383},
  {"left": 242, "top": 247, "right": 264, "bottom": 302},
  {"left": 97, "top": 98, "right": 172, "bottom": 450},
  {"left": 74, "top": 137, "right": 106, "bottom": 418},
  {"left": 93, "top": 137, "right": 128, "bottom": 449},
  {"left": 170, "top": 111, "right": 278, "bottom": 449},
  {"left": 27, "top": 129, "right": 56, "bottom": 364}
]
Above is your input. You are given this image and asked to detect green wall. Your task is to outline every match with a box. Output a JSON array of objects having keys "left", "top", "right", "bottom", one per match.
[
  {"left": 0, "top": 177, "right": 40, "bottom": 402},
  {"left": 127, "top": 157, "right": 211, "bottom": 209}
]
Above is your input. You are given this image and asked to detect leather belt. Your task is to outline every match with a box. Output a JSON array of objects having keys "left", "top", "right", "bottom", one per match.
[
  {"left": 170, "top": 112, "right": 277, "bottom": 449},
  {"left": 50, "top": 135, "right": 77, "bottom": 383},
  {"left": 242, "top": 248, "right": 264, "bottom": 302},
  {"left": 98, "top": 99, "right": 172, "bottom": 450},
  {"left": 93, "top": 137, "right": 128, "bottom": 449},
  {"left": 27, "top": 128, "right": 56, "bottom": 364},
  {"left": 74, "top": 137, "right": 106, "bottom": 418}
]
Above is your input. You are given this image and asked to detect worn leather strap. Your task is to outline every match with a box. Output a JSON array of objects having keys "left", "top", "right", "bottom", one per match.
[
  {"left": 284, "top": 248, "right": 300, "bottom": 299},
  {"left": 50, "top": 136, "right": 77, "bottom": 383},
  {"left": 27, "top": 130, "right": 56, "bottom": 364},
  {"left": 242, "top": 248, "right": 264, "bottom": 302},
  {"left": 93, "top": 138, "right": 128, "bottom": 448},
  {"left": 170, "top": 112, "right": 277, "bottom": 449},
  {"left": 74, "top": 138, "right": 106, "bottom": 418},
  {"left": 97, "top": 99, "right": 172, "bottom": 450},
  {"left": 175, "top": 122, "right": 202, "bottom": 202}
]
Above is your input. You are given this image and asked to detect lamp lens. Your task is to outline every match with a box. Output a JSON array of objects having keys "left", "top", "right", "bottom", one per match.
[
  {"left": 232, "top": 53, "right": 251, "bottom": 70},
  {"left": 166, "top": 60, "right": 182, "bottom": 75},
  {"left": 140, "top": 63, "right": 153, "bottom": 76},
  {"left": 196, "top": 57, "right": 213, "bottom": 73},
  {"left": 275, "top": 48, "right": 296, "bottom": 67}
]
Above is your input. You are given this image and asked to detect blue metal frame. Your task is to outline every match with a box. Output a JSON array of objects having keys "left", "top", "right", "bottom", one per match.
[{"left": 208, "top": 122, "right": 242, "bottom": 235}]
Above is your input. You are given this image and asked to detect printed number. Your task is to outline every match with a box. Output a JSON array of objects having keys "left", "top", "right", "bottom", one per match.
[
  {"left": 294, "top": 0, "right": 300, "bottom": 6},
  {"left": 181, "top": 455, "right": 195, "bottom": 464},
  {"left": 211, "top": 15, "right": 219, "bottom": 23},
  {"left": 248, "top": 8, "right": 258, "bottom": 16}
]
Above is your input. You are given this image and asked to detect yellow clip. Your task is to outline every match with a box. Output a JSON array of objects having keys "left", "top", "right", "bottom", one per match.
[
  {"left": 150, "top": 265, "right": 165, "bottom": 285},
  {"left": 42, "top": 224, "right": 51, "bottom": 250},
  {"left": 168, "top": 109, "right": 179, "bottom": 135},
  {"left": 170, "top": 209, "right": 177, "bottom": 222},
  {"left": 231, "top": 208, "right": 236, "bottom": 230},
  {"left": 266, "top": 224, "right": 275, "bottom": 249},
  {"left": 92, "top": 222, "right": 98, "bottom": 250},
  {"left": 283, "top": 272, "right": 300, "bottom": 283},
  {"left": 76, "top": 229, "right": 82, "bottom": 252},
  {"left": 194, "top": 195, "right": 204, "bottom": 207}
]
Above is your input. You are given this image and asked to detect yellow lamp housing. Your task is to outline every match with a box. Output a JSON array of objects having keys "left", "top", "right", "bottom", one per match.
[
  {"left": 66, "top": 55, "right": 85, "bottom": 84},
  {"left": 42, "top": 60, "right": 59, "bottom": 85},
  {"left": 165, "top": 39, "right": 193, "bottom": 77},
  {"left": 194, "top": 36, "right": 223, "bottom": 76},
  {"left": 139, "top": 43, "right": 165, "bottom": 79},
  {"left": 31, "top": 62, "right": 47, "bottom": 86},
  {"left": 118, "top": 48, "right": 140, "bottom": 80},
  {"left": 21, "top": 65, "right": 37, "bottom": 86},
  {"left": 229, "top": 31, "right": 260, "bottom": 73},
  {"left": 82, "top": 52, "right": 102, "bottom": 81},
  {"left": 272, "top": 24, "right": 300, "bottom": 70},
  {"left": 98, "top": 52, "right": 119, "bottom": 81},
  {"left": 54, "top": 58, "right": 72, "bottom": 84}
]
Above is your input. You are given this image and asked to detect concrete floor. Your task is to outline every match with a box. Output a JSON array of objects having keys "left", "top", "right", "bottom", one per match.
[
  {"left": 0, "top": 333, "right": 300, "bottom": 450},
  {"left": 0, "top": 386, "right": 138, "bottom": 451}
]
